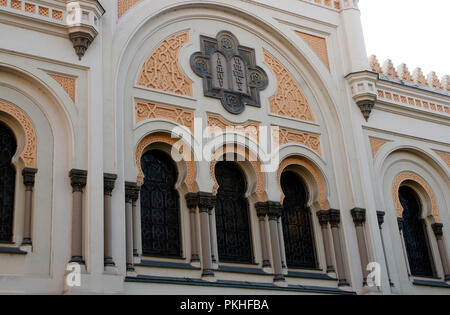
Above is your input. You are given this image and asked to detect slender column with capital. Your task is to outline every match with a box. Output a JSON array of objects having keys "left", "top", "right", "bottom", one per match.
[
  {"left": 185, "top": 193, "right": 200, "bottom": 264},
  {"left": 198, "top": 192, "right": 215, "bottom": 279},
  {"left": 432, "top": 223, "right": 450, "bottom": 282},
  {"left": 69, "top": 169, "right": 87, "bottom": 265},
  {"left": 351, "top": 208, "right": 371, "bottom": 286},
  {"left": 329, "top": 209, "right": 349, "bottom": 287},
  {"left": 377, "top": 211, "right": 393, "bottom": 286},
  {"left": 255, "top": 202, "right": 271, "bottom": 268},
  {"left": 21, "top": 168, "right": 38, "bottom": 246},
  {"left": 132, "top": 186, "right": 141, "bottom": 259},
  {"left": 317, "top": 210, "right": 335, "bottom": 274},
  {"left": 103, "top": 174, "right": 117, "bottom": 268},
  {"left": 267, "top": 202, "right": 285, "bottom": 283},
  {"left": 125, "top": 182, "right": 136, "bottom": 272}
]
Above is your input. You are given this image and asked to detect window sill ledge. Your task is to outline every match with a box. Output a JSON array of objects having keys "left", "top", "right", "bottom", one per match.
[
  {"left": 0, "top": 247, "right": 28, "bottom": 255},
  {"left": 136, "top": 260, "right": 201, "bottom": 270},
  {"left": 413, "top": 279, "right": 450, "bottom": 289}
]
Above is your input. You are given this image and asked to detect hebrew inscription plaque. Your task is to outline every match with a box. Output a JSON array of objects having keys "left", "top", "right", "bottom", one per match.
[{"left": 191, "top": 31, "right": 268, "bottom": 115}]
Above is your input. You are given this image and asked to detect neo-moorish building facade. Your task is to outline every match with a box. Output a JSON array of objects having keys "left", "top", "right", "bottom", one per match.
[{"left": 0, "top": 0, "right": 449, "bottom": 295}]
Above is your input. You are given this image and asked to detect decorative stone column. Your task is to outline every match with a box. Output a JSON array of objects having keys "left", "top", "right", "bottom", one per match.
[
  {"left": 132, "top": 186, "right": 141, "bottom": 259},
  {"left": 69, "top": 169, "right": 87, "bottom": 265},
  {"left": 125, "top": 182, "right": 136, "bottom": 273},
  {"left": 267, "top": 202, "right": 285, "bottom": 284},
  {"left": 103, "top": 174, "right": 117, "bottom": 268},
  {"left": 329, "top": 209, "right": 350, "bottom": 287},
  {"left": 198, "top": 192, "right": 215, "bottom": 279},
  {"left": 21, "top": 168, "right": 38, "bottom": 246},
  {"left": 377, "top": 211, "right": 393, "bottom": 286},
  {"left": 351, "top": 208, "right": 370, "bottom": 286},
  {"left": 431, "top": 223, "right": 450, "bottom": 282},
  {"left": 317, "top": 210, "right": 335, "bottom": 274},
  {"left": 185, "top": 193, "right": 200, "bottom": 264},
  {"left": 255, "top": 202, "right": 271, "bottom": 268}
]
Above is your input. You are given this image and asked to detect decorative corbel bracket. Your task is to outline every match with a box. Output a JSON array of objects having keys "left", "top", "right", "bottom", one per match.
[
  {"left": 345, "top": 71, "right": 379, "bottom": 121},
  {"left": 66, "top": 1, "right": 105, "bottom": 60}
]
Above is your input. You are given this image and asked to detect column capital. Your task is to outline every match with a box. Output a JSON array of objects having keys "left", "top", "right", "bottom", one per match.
[
  {"left": 267, "top": 201, "right": 282, "bottom": 221},
  {"left": 104, "top": 173, "right": 117, "bottom": 196},
  {"left": 376, "top": 211, "right": 386, "bottom": 228},
  {"left": 185, "top": 193, "right": 199, "bottom": 210},
  {"left": 432, "top": 223, "right": 444, "bottom": 239},
  {"left": 351, "top": 208, "right": 366, "bottom": 227},
  {"left": 198, "top": 192, "right": 216, "bottom": 213},
  {"left": 22, "top": 168, "right": 38, "bottom": 188},
  {"left": 125, "top": 182, "right": 138, "bottom": 204},
  {"left": 329, "top": 209, "right": 341, "bottom": 228},
  {"left": 317, "top": 210, "right": 330, "bottom": 227},
  {"left": 69, "top": 169, "right": 87, "bottom": 192},
  {"left": 255, "top": 202, "right": 269, "bottom": 218}
]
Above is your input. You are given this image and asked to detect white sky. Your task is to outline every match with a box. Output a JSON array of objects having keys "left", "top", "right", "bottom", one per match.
[{"left": 359, "top": 0, "right": 450, "bottom": 77}]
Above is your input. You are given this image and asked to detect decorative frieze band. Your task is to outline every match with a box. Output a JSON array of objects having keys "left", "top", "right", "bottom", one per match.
[
  {"left": 274, "top": 126, "right": 322, "bottom": 156},
  {"left": 207, "top": 114, "right": 260, "bottom": 143},
  {"left": 377, "top": 89, "right": 449, "bottom": 116},
  {"left": 0, "top": 0, "right": 64, "bottom": 23},
  {"left": 135, "top": 100, "right": 194, "bottom": 132}
]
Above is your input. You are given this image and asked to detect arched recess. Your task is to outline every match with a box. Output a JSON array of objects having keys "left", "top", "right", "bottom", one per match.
[
  {"left": 0, "top": 100, "right": 37, "bottom": 168},
  {"left": 277, "top": 156, "right": 329, "bottom": 210},
  {"left": 0, "top": 63, "right": 74, "bottom": 285},
  {"left": 392, "top": 171, "right": 441, "bottom": 223},
  {"left": 210, "top": 144, "right": 266, "bottom": 202},
  {"left": 135, "top": 132, "right": 198, "bottom": 192},
  {"left": 113, "top": 0, "right": 351, "bottom": 175}
]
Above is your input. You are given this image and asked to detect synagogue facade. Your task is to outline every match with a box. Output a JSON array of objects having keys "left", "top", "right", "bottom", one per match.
[{"left": 0, "top": 0, "right": 449, "bottom": 295}]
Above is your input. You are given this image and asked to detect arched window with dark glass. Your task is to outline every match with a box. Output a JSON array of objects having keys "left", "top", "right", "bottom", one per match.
[
  {"left": 140, "top": 150, "right": 181, "bottom": 258},
  {"left": 0, "top": 122, "right": 17, "bottom": 243},
  {"left": 399, "top": 186, "right": 435, "bottom": 278},
  {"left": 281, "top": 171, "right": 317, "bottom": 269},
  {"left": 215, "top": 161, "right": 252, "bottom": 263}
]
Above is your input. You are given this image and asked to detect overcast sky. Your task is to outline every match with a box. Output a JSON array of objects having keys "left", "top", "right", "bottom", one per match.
[{"left": 359, "top": 0, "right": 450, "bottom": 77}]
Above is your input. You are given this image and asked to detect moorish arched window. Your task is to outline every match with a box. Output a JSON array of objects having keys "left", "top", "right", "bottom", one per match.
[
  {"left": 399, "top": 186, "right": 435, "bottom": 278},
  {"left": 215, "top": 161, "right": 252, "bottom": 263},
  {"left": 0, "top": 122, "right": 17, "bottom": 243},
  {"left": 140, "top": 150, "right": 181, "bottom": 258},
  {"left": 281, "top": 171, "right": 317, "bottom": 269}
]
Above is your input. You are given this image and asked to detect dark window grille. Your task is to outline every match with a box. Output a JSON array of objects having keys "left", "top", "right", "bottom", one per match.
[
  {"left": 140, "top": 150, "right": 181, "bottom": 258},
  {"left": 399, "top": 186, "right": 435, "bottom": 278},
  {"left": 281, "top": 171, "right": 317, "bottom": 269},
  {"left": 0, "top": 122, "right": 17, "bottom": 243},
  {"left": 215, "top": 161, "right": 252, "bottom": 263}
]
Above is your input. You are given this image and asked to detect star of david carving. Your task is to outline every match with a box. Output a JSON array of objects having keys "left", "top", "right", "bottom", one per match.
[{"left": 190, "top": 31, "right": 269, "bottom": 115}]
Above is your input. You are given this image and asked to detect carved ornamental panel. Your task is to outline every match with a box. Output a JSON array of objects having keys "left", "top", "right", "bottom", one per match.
[{"left": 191, "top": 31, "right": 268, "bottom": 115}]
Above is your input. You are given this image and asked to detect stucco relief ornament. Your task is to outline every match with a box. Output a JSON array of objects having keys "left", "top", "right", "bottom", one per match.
[{"left": 190, "top": 31, "right": 268, "bottom": 114}]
